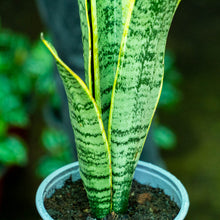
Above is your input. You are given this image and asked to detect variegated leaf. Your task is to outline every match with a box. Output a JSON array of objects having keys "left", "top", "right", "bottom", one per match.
[
  {"left": 78, "top": 0, "right": 92, "bottom": 93},
  {"left": 108, "top": 0, "right": 181, "bottom": 213},
  {"left": 90, "top": 0, "right": 133, "bottom": 133},
  {"left": 41, "top": 35, "right": 112, "bottom": 218}
]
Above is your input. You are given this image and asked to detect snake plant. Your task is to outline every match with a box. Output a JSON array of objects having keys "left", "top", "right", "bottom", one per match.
[{"left": 41, "top": 0, "right": 181, "bottom": 218}]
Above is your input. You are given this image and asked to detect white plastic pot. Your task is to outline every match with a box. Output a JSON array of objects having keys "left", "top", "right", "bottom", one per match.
[{"left": 36, "top": 161, "right": 189, "bottom": 220}]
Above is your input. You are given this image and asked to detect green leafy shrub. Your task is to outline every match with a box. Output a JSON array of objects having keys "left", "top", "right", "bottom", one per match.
[
  {"left": 36, "top": 128, "right": 72, "bottom": 177},
  {"left": 0, "top": 23, "right": 60, "bottom": 177},
  {"left": 0, "top": 25, "right": 30, "bottom": 175}
]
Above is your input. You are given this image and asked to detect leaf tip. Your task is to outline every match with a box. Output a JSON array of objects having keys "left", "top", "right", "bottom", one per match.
[{"left": 40, "top": 32, "right": 44, "bottom": 41}]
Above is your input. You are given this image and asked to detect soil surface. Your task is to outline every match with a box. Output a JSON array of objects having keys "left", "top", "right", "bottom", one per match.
[{"left": 44, "top": 178, "right": 179, "bottom": 220}]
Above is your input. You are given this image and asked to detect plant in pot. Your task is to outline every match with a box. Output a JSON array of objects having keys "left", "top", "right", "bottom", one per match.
[{"left": 36, "top": 0, "right": 189, "bottom": 219}]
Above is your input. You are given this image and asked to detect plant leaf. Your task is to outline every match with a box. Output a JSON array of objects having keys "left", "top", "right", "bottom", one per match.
[
  {"left": 36, "top": 156, "right": 70, "bottom": 178},
  {"left": 89, "top": 0, "right": 124, "bottom": 132},
  {"left": 152, "top": 125, "right": 177, "bottom": 150},
  {"left": 41, "top": 35, "right": 112, "bottom": 218},
  {"left": 108, "top": 0, "right": 181, "bottom": 213},
  {"left": 78, "top": 0, "right": 92, "bottom": 93},
  {"left": 122, "top": 0, "right": 131, "bottom": 25},
  {"left": 0, "top": 137, "right": 27, "bottom": 166}
]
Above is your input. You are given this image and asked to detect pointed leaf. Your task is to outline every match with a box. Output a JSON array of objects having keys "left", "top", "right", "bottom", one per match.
[
  {"left": 78, "top": 0, "right": 92, "bottom": 93},
  {"left": 108, "top": 0, "right": 181, "bottom": 213},
  {"left": 90, "top": 0, "right": 124, "bottom": 132},
  {"left": 41, "top": 35, "right": 112, "bottom": 218}
]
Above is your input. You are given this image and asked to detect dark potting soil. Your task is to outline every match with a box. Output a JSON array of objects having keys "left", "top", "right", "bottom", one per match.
[{"left": 44, "top": 178, "right": 180, "bottom": 220}]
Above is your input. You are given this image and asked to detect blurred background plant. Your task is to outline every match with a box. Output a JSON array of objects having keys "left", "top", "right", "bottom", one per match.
[
  {"left": 155, "top": 51, "right": 183, "bottom": 150},
  {"left": 36, "top": 128, "right": 72, "bottom": 178},
  {"left": 0, "top": 25, "right": 30, "bottom": 178},
  {"left": 0, "top": 23, "right": 72, "bottom": 181}
]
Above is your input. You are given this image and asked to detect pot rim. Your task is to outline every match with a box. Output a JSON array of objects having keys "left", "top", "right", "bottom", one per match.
[
  {"left": 36, "top": 161, "right": 189, "bottom": 220},
  {"left": 136, "top": 161, "right": 189, "bottom": 219}
]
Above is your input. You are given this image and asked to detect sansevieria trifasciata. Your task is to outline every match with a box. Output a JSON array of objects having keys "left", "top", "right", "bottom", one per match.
[{"left": 41, "top": 0, "right": 181, "bottom": 218}]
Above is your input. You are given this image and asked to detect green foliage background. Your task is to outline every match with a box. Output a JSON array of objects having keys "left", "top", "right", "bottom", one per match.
[{"left": 0, "top": 25, "right": 72, "bottom": 177}]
